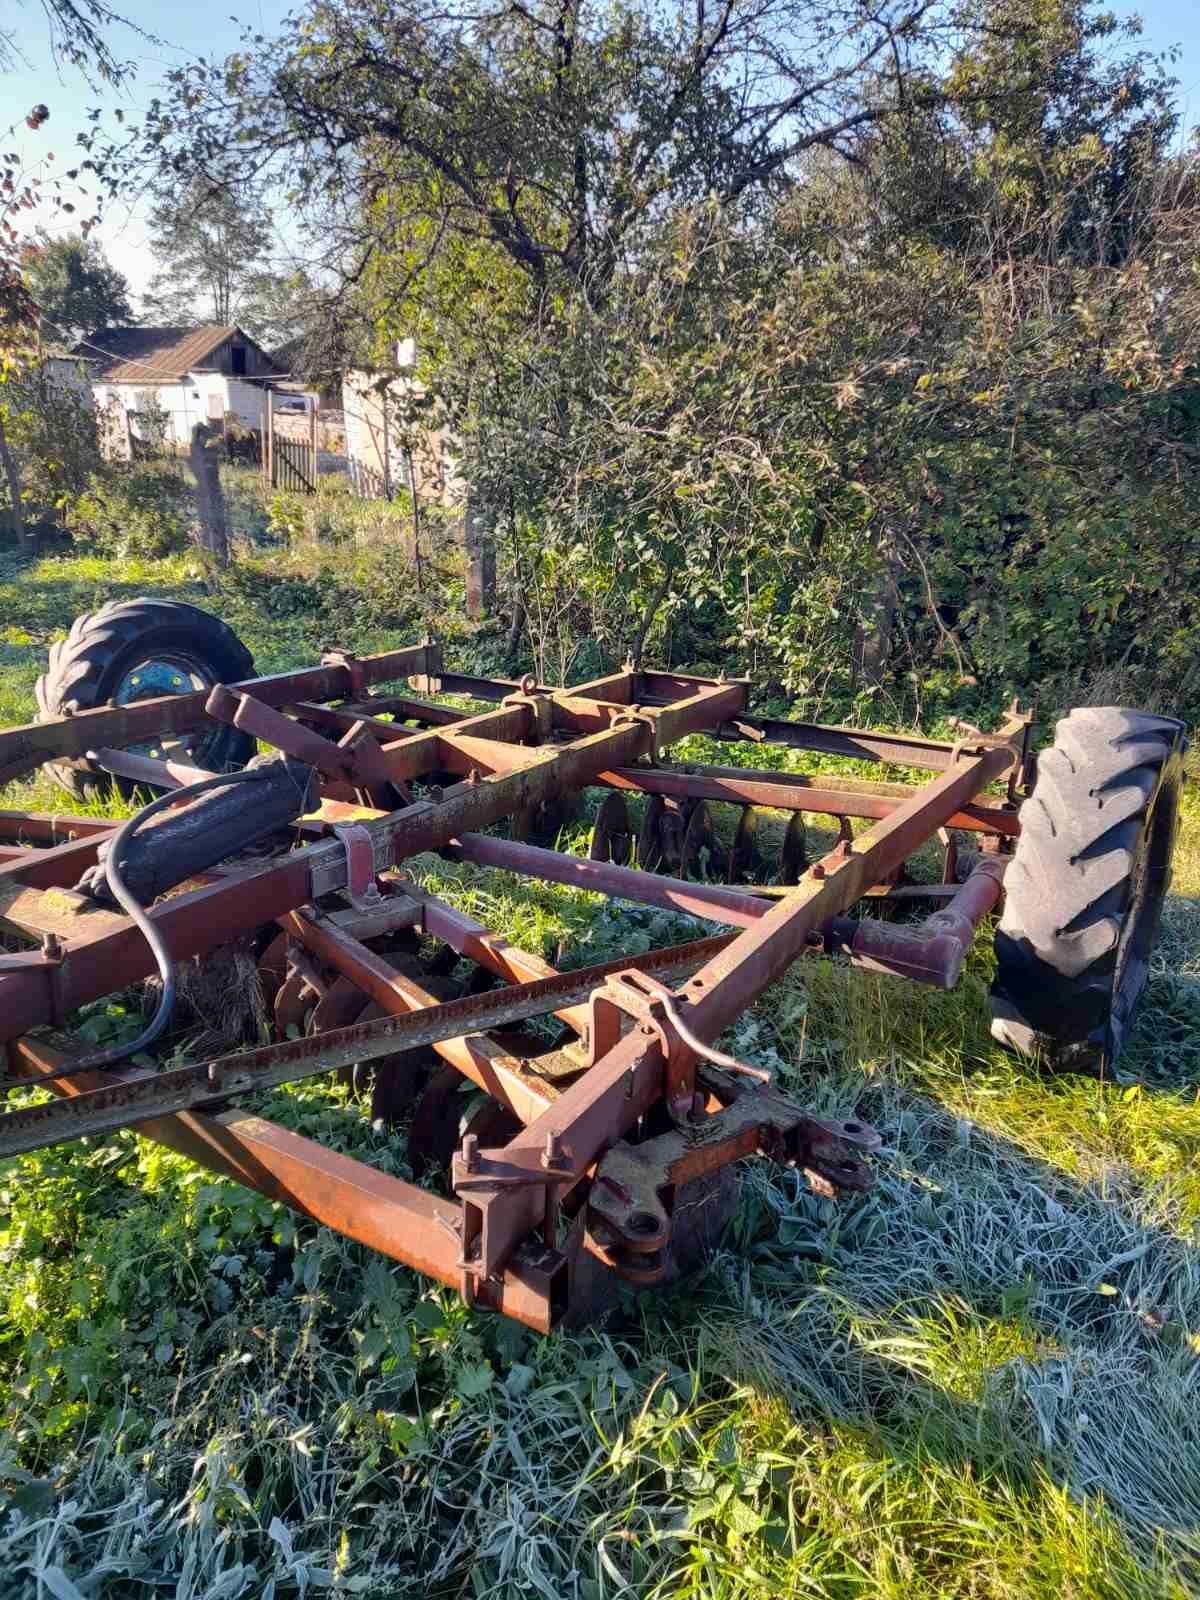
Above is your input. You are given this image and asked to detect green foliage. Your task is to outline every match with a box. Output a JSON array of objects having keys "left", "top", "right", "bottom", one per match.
[
  {"left": 65, "top": 465, "right": 196, "bottom": 558},
  {"left": 143, "top": 178, "right": 275, "bottom": 327},
  {"left": 0, "top": 360, "right": 102, "bottom": 523},
  {"left": 22, "top": 231, "right": 131, "bottom": 346}
]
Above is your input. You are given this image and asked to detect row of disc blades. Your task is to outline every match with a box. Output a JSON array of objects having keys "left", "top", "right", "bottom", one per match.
[{"left": 587, "top": 791, "right": 812, "bottom": 885}]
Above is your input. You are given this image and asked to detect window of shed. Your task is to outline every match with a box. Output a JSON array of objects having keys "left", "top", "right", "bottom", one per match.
[{"left": 231, "top": 345, "right": 247, "bottom": 376}]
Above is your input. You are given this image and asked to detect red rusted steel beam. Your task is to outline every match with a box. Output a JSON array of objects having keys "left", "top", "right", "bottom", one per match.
[
  {"left": 457, "top": 747, "right": 1011, "bottom": 1280},
  {"left": 6, "top": 1034, "right": 564, "bottom": 1331},
  {"left": 280, "top": 908, "right": 562, "bottom": 1125},
  {"left": 0, "top": 851, "right": 318, "bottom": 1039},
  {"left": 0, "top": 641, "right": 442, "bottom": 788},
  {"left": 710, "top": 713, "right": 995, "bottom": 771},
  {"left": 338, "top": 693, "right": 466, "bottom": 727},
  {"left": 414, "top": 887, "right": 591, "bottom": 1035},
  {"left": 595, "top": 765, "right": 1020, "bottom": 835},
  {"left": 0, "top": 927, "right": 741, "bottom": 1156},
  {"left": 0, "top": 812, "right": 118, "bottom": 843},
  {"left": 412, "top": 670, "right": 546, "bottom": 702},
  {"left": 0, "top": 830, "right": 115, "bottom": 890},
  {"left": 453, "top": 832, "right": 770, "bottom": 927},
  {"left": 564, "top": 667, "right": 638, "bottom": 703},
  {"left": 0, "top": 685, "right": 745, "bottom": 1041},
  {"left": 375, "top": 705, "right": 533, "bottom": 784},
  {"left": 678, "top": 746, "right": 1013, "bottom": 1035},
  {"left": 434, "top": 732, "right": 547, "bottom": 776},
  {"left": 827, "top": 855, "right": 1007, "bottom": 989}
]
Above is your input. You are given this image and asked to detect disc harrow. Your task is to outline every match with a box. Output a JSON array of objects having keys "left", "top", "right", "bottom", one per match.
[{"left": 0, "top": 599, "right": 1184, "bottom": 1332}]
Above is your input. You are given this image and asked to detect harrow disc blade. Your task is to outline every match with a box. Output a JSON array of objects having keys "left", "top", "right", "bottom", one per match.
[
  {"left": 511, "top": 787, "right": 582, "bottom": 844},
  {"left": 680, "top": 802, "right": 725, "bottom": 880},
  {"left": 639, "top": 794, "right": 690, "bottom": 873},
  {"left": 256, "top": 931, "right": 291, "bottom": 1012},
  {"left": 637, "top": 794, "right": 666, "bottom": 871},
  {"left": 589, "top": 792, "right": 633, "bottom": 864},
  {"left": 274, "top": 962, "right": 317, "bottom": 1038},
  {"left": 726, "top": 805, "right": 767, "bottom": 884},
  {"left": 408, "top": 1062, "right": 520, "bottom": 1176},
  {"left": 780, "top": 812, "right": 808, "bottom": 884}
]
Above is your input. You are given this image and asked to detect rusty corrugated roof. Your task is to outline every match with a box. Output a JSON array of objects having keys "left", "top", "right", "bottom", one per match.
[{"left": 74, "top": 325, "right": 277, "bottom": 383}]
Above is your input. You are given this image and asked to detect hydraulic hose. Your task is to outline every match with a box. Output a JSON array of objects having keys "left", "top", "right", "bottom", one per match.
[{"left": 71, "top": 768, "right": 275, "bottom": 1072}]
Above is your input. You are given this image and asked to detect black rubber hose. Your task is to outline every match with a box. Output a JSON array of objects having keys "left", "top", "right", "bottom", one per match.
[{"left": 70, "top": 768, "right": 274, "bottom": 1072}]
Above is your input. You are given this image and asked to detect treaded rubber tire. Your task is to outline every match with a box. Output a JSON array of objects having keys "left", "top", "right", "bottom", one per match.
[
  {"left": 35, "top": 598, "right": 256, "bottom": 801},
  {"left": 990, "top": 705, "right": 1186, "bottom": 1071}
]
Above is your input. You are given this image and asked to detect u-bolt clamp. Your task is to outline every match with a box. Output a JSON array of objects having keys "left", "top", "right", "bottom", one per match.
[
  {"left": 607, "top": 706, "right": 662, "bottom": 764},
  {"left": 500, "top": 675, "right": 554, "bottom": 743},
  {"left": 332, "top": 822, "right": 383, "bottom": 911}
]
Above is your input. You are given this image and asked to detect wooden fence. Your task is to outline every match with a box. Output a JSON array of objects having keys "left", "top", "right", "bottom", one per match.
[
  {"left": 271, "top": 437, "right": 317, "bottom": 493},
  {"left": 263, "top": 398, "right": 318, "bottom": 495}
]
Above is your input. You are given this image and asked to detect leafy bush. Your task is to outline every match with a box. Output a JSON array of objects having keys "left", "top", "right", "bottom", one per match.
[
  {"left": 264, "top": 475, "right": 415, "bottom": 547},
  {"left": 1, "top": 363, "right": 102, "bottom": 524},
  {"left": 65, "top": 466, "right": 197, "bottom": 559}
]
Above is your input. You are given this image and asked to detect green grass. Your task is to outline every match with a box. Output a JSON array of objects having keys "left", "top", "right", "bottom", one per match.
[{"left": 2, "top": 544, "right": 1200, "bottom": 1598}]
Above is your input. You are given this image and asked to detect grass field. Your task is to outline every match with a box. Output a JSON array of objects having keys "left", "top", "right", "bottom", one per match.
[{"left": 2, "top": 544, "right": 1199, "bottom": 1599}]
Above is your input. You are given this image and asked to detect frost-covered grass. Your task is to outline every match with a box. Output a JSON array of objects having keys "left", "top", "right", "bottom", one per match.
[{"left": 1, "top": 548, "right": 1199, "bottom": 1598}]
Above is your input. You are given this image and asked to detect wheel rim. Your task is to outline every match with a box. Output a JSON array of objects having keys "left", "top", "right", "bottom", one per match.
[{"left": 112, "top": 653, "right": 223, "bottom": 767}]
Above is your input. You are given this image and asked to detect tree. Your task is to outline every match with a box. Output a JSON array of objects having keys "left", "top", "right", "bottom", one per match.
[
  {"left": 2, "top": 0, "right": 138, "bottom": 369},
  {"left": 237, "top": 265, "right": 331, "bottom": 354},
  {"left": 123, "top": 0, "right": 1199, "bottom": 715},
  {"left": 143, "top": 179, "right": 274, "bottom": 325},
  {"left": 1, "top": 0, "right": 135, "bottom": 84},
  {"left": 24, "top": 231, "right": 131, "bottom": 344}
]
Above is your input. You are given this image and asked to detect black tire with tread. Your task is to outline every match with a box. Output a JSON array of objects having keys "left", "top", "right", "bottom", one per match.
[
  {"left": 35, "top": 597, "right": 256, "bottom": 801},
  {"left": 991, "top": 705, "right": 1186, "bottom": 1071}
]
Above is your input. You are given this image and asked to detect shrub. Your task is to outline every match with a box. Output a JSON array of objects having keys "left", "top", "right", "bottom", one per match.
[{"left": 65, "top": 466, "right": 197, "bottom": 559}]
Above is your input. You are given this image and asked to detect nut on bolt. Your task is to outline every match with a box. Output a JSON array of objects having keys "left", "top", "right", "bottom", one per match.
[{"left": 541, "top": 1132, "right": 571, "bottom": 1171}]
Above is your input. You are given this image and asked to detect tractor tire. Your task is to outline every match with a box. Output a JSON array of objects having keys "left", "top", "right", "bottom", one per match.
[
  {"left": 990, "top": 706, "right": 1186, "bottom": 1071},
  {"left": 35, "top": 598, "right": 256, "bottom": 802}
]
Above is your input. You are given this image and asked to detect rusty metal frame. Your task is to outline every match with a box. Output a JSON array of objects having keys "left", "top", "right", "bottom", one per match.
[{"left": 0, "top": 644, "right": 1031, "bottom": 1330}]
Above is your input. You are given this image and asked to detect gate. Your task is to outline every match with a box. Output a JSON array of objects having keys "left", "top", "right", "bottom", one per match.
[{"left": 263, "top": 395, "right": 318, "bottom": 495}]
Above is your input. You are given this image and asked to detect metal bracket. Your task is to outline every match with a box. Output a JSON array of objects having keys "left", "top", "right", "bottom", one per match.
[
  {"left": 451, "top": 1132, "right": 573, "bottom": 1283},
  {"left": 608, "top": 706, "right": 662, "bottom": 763},
  {"left": 321, "top": 648, "right": 366, "bottom": 700},
  {"left": 500, "top": 676, "right": 554, "bottom": 743},
  {"left": 332, "top": 823, "right": 382, "bottom": 911},
  {"left": 586, "top": 1084, "right": 881, "bottom": 1278},
  {"left": 588, "top": 969, "right": 694, "bottom": 1117}
]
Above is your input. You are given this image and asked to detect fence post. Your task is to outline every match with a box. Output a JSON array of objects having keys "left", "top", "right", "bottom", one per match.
[
  {"left": 465, "top": 497, "right": 496, "bottom": 619},
  {"left": 0, "top": 411, "right": 30, "bottom": 549},
  {"left": 188, "top": 421, "right": 230, "bottom": 566}
]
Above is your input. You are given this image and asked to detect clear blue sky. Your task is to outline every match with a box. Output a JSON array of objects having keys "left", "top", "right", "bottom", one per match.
[{"left": 4, "top": 0, "right": 1198, "bottom": 311}]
